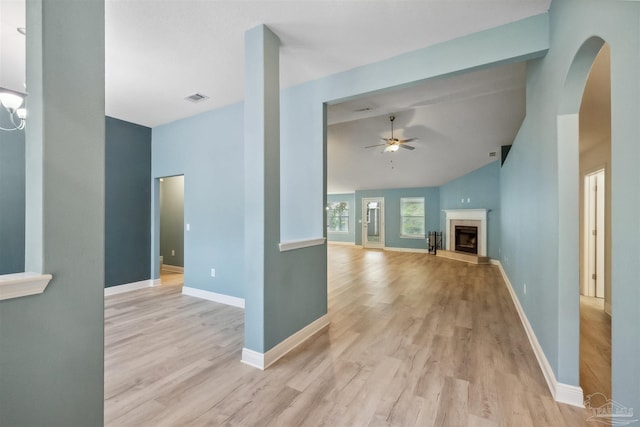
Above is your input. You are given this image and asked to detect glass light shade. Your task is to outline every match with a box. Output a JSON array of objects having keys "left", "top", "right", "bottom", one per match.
[
  {"left": 0, "top": 91, "right": 24, "bottom": 112},
  {"left": 384, "top": 144, "right": 400, "bottom": 153}
]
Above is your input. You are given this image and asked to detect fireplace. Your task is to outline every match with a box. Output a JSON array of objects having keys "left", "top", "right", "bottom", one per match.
[
  {"left": 443, "top": 209, "right": 487, "bottom": 257},
  {"left": 455, "top": 226, "right": 478, "bottom": 254}
]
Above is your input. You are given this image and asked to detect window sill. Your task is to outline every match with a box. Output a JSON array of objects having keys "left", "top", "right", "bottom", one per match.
[
  {"left": 400, "top": 235, "right": 426, "bottom": 240},
  {"left": 0, "top": 272, "right": 53, "bottom": 301},
  {"left": 327, "top": 231, "right": 349, "bottom": 234}
]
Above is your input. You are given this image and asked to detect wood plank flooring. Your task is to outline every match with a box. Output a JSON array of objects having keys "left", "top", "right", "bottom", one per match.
[
  {"left": 579, "top": 295, "right": 611, "bottom": 399},
  {"left": 105, "top": 246, "right": 591, "bottom": 426}
]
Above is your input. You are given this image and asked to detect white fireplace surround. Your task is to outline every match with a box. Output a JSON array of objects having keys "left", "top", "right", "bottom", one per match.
[{"left": 444, "top": 209, "right": 487, "bottom": 257}]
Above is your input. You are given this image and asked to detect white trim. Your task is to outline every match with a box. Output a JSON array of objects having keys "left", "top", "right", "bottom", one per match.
[
  {"left": 327, "top": 241, "right": 356, "bottom": 246},
  {"left": 241, "top": 314, "right": 330, "bottom": 370},
  {"left": 494, "top": 261, "right": 584, "bottom": 407},
  {"left": 443, "top": 209, "right": 487, "bottom": 256},
  {"left": 182, "top": 286, "right": 245, "bottom": 308},
  {"left": 162, "top": 264, "right": 184, "bottom": 273},
  {"left": 0, "top": 272, "right": 53, "bottom": 301},
  {"left": 384, "top": 247, "right": 430, "bottom": 254},
  {"left": 240, "top": 348, "right": 264, "bottom": 369},
  {"left": 556, "top": 383, "right": 585, "bottom": 407},
  {"left": 279, "top": 238, "right": 326, "bottom": 252},
  {"left": 153, "top": 278, "right": 162, "bottom": 286},
  {"left": 104, "top": 279, "right": 157, "bottom": 296}
]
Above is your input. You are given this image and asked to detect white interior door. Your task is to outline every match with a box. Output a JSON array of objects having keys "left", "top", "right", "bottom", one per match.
[
  {"left": 362, "top": 198, "right": 384, "bottom": 249},
  {"left": 584, "top": 170, "right": 605, "bottom": 298},
  {"left": 595, "top": 171, "right": 605, "bottom": 298}
]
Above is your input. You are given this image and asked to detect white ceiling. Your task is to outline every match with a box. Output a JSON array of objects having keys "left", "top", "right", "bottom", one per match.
[
  {"left": 2, "top": 0, "right": 550, "bottom": 127},
  {"left": 1, "top": 1, "right": 553, "bottom": 193}
]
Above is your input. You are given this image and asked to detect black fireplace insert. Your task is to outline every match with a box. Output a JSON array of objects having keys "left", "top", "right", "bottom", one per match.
[{"left": 455, "top": 225, "right": 478, "bottom": 254}]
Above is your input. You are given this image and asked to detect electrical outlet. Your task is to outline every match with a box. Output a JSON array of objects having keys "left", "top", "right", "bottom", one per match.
[
  {"left": 524, "top": 283, "right": 527, "bottom": 295},
  {"left": 171, "top": 249, "right": 175, "bottom": 256},
  {"left": 211, "top": 268, "right": 215, "bottom": 277}
]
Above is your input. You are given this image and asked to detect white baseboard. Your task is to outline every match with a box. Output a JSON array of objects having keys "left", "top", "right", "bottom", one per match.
[
  {"left": 162, "top": 264, "right": 184, "bottom": 273},
  {"left": 241, "top": 348, "right": 265, "bottom": 370},
  {"left": 494, "top": 260, "right": 584, "bottom": 408},
  {"left": 241, "top": 314, "right": 330, "bottom": 370},
  {"left": 327, "top": 241, "right": 356, "bottom": 246},
  {"left": 104, "top": 279, "right": 157, "bottom": 296},
  {"left": 182, "top": 286, "right": 245, "bottom": 308},
  {"left": 384, "top": 247, "right": 430, "bottom": 254}
]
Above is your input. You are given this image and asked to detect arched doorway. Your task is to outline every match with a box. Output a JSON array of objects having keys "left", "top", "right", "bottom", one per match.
[{"left": 557, "top": 36, "right": 611, "bottom": 403}]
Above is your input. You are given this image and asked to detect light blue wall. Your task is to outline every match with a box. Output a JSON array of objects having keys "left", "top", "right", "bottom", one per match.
[
  {"left": 105, "top": 116, "right": 151, "bottom": 287},
  {"left": 0, "top": 1, "right": 105, "bottom": 425},
  {"left": 439, "top": 161, "right": 501, "bottom": 259},
  {"left": 500, "top": 0, "right": 640, "bottom": 411},
  {"left": 160, "top": 175, "right": 184, "bottom": 268},
  {"left": 354, "top": 187, "right": 439, "bottom": 250},
  {"left": 327, "top": 193, "right": 355, "bottom": 243},
  {"left": 152, "top": 103, "right": 245, "bottom": 299},
  {"left": 0, "top": 108, "right": 25, "bottom": 274}
]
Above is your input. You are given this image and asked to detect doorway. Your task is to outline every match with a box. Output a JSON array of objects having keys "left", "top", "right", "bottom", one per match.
[
  {"left": 362, "top": 197, "right": 384, "bottom": 249},
  {"left": 159, "top": 175, "right": 185, "bottom": 287},
  {"left": 576, "top": 43, "right": 611, "bottom": 400},
  {"left": 582, "top": 169, "right": 605, "bottom": 298}
]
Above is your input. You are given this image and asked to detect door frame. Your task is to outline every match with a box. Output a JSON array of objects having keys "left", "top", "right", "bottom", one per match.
[
  {"left": 582, "top": 167, "right": 605, "bottom": 298},
  {"left": 362, "top": 197, "right": 385, "bottom": 249}
]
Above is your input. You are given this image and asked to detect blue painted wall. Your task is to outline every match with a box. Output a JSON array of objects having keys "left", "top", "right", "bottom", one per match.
[
  {"left": 354, "top": 187, "right": 439, "bottom": 250},
  {"left": 0, "top": 115, "right": 152, "bottom": 285},
  {"left": 499, "top": 0, "right": 640, "bottom": 411},
  {"left": 160, "top": 175, "right": 184, "bottom": 268},
  {"left": 105, "top": 116, "right": 151, "bottom": 287},
  {"left": 327, "top": 193, "right": 355, "bottom": 243},
  {"left": 152, "top": 102, "right": 245, "bottom": 299},
  {"left": 0, "top": 108, "right": 25, "bottom": 274},
  {"left": 439, "top": 161, "right": 501, "bottom": 259},
  {"left": 0, "top": 1, "right": 106, "bottom": 424}
]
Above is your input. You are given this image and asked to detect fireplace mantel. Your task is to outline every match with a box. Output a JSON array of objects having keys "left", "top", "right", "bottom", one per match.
[{"left": 443, "top": 209, "right": 487, "bottom": 256}]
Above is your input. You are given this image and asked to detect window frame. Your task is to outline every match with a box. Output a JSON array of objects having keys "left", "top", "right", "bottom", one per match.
[
  {"left": 400, "top": 197, "right": 426, "bottom": 239},
  {"left": 326, "top": 201, "right": 350, "bottom": 233}
]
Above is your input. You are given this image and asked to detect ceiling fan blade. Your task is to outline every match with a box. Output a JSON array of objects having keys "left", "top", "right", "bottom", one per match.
[
  {"left": 399, "top": 144, "right": 415, "bottom": 150},
  {"left": 400, "top": 138, "right": 416, "bottom": 143},
  {"left": 365, "top": 143, "right": 387, "bottom": 148}
]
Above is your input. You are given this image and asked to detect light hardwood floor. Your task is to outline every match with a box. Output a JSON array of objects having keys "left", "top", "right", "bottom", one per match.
[
  {"left": 105, "top": 246, "right": 591, "bottom": 426},
  {"left": 579, "top": 295, "right": 611, "bottom": 399},
  {"left": 160, "top": 270, "right": 184, "bottom": 287}
]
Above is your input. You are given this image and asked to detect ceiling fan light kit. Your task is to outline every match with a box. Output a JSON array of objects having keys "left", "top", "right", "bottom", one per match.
[{"left": 365, "top": 114, "right": 416, "bottom": 153}]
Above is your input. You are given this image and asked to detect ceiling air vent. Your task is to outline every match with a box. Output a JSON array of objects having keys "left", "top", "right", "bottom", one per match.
[{"left": 185, "top": 93, "right": 209, "bottom": 103}]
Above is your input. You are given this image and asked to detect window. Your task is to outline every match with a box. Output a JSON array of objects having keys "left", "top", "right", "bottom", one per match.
[
  {"left": 400, "top": 197, "right": 425, "bottom": 238},
  {"left": 327, "top": 201, "right": 349, "bottom": 232}
]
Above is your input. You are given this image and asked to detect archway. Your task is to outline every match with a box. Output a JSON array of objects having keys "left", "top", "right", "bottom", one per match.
[{"left": 557, "top": 36, "right": 611, "bottom": 403}]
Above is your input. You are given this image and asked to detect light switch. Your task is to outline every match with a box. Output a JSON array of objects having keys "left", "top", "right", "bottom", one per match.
[{"left": 186, "top": 223, "right": 190, "bottom": 231}]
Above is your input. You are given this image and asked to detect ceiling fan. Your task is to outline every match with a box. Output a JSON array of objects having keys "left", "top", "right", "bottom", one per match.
[{"left": 365, "top": 115, "right": 416, "bottom": 152}]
